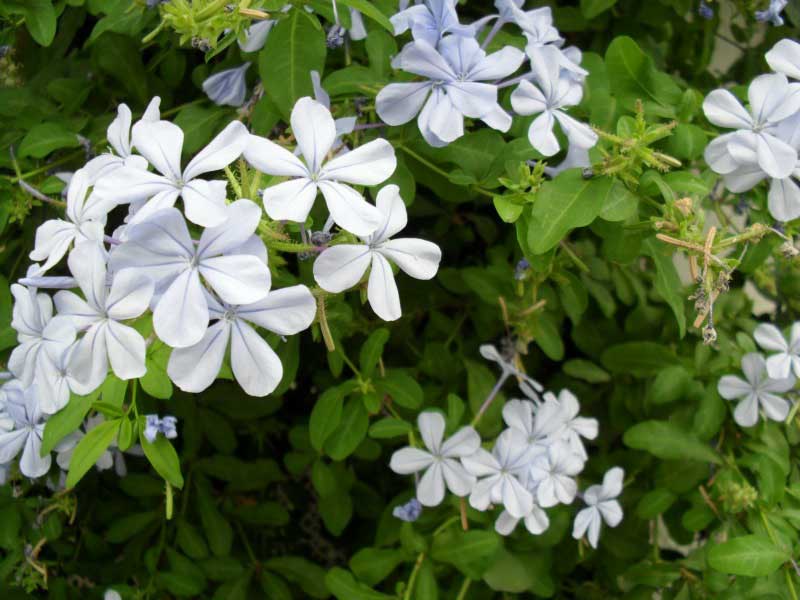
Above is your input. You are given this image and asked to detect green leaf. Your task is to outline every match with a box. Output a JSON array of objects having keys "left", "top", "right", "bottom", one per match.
[
  {"left": 602, "top": 342, "right": 678, "bottom": 376},
  {"left": 65, "top": 419, "right": 121, "bottom": 488},
  {"left": 41, "top": 390, "right": 98, "bottom": 455},
  {"left": 580, "top": 0, "right": 617, "bottom": 19},
  {"left": 15, "top": 0, "right": 57, "bottom": 46},
  {"left": 324, "top": 398, "right": 369, "bottom": 460},
  {"left": 528, "top": 171, "right": 615, "bottom": 254},
  {"left": 140, "top": 341, "right": 173, "bottom": 399},
  {"left": 92, "top": 32, "right": 148, "bottom": 105},
  {"left": 325, "top": 567, "right": 394, "bottom": 600},
  {"left": 605, "top": 36, "right": 682, "bottom": 115},
  {"left": 665, "top": 124, "right": 707, "bottom": 160},
  {"left": 556, "top": 271, "right": 588, "bottom": 325},
  {"left": 644, "top": 238, "right": 686, "bottom": 337},
  {"left": 17, "top": 122, "right": 79, "bottom": 158},
  {"left": 374, "top": 370, "right": 423, "bottom": 409},
  {"left": 648, "top": 365, "right": 690, "bottom": 405},
  {"left": 623, "top": 420, "right": 721, "bottom": 464},
  {"left": 483, "top": 547, "right": 536, "bottom": 593},
  {"left": 264, "top": 556, "right": 329, "bottom": 599},
  {"left": 359, "top": 328, "right": 389, "bottom": 378},
  {"left": 141, "top": 433, "right": 184, "bottom": 488},
  {"left": 599, "top": 180, "right": 639, "bottom": 221},
  {"left": 259, "top": 9, "right": 327, "bottom": 119},
  {"left": 708, "top": 535, "right": 790, "bottom": 577},
  {"left": 635, "top": 489, "right": 677, "bottom": 519},
  {"left": 336, "top": 0, "right": 394, "bottom": 33},
  {"left": 563, "top": 359, "right": 611, "bottom": 383},
  {"left": 368, "top": 417, "right": 411, "bottom": 439},
  {"left": 431, "top": 529, "right": 501, "bottom": 580},
  {"left": 415, "top": 558, "right": 438, "bottom": 600},
  {"left": 349, "top": 547, "right": 405, "bottom": 586},
  {"left": 365, "top": 30, "right": 397, "bottom": 79},
  {"left": 196, "top": 481, "right": 233, "bottom": 557},
  {"left": 310, "top": 385, "right": 346, "bottom": 452}
]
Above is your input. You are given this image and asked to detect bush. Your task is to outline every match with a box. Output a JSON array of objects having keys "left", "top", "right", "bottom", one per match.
[{"left": 1, "top": 0, "right": 800, "bottom": 598}]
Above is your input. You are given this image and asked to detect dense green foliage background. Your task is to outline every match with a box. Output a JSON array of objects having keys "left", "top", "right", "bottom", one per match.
[{"left": 2, "top": 0, "right": 800, "bottom": 598}]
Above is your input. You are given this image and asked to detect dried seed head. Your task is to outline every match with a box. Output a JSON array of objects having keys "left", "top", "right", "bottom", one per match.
[{"left": 674, "top": 196, "right": 693, "bottom": 216}]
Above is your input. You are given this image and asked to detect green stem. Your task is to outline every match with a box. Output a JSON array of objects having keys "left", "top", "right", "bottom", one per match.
[
  {"left": 399, "top": 145, "right": 451, "bottom": 179},
  {"left": 559, "top": 240, "right": 590, "bottom": 273},
  {"left": 432, "top": 515, "right": 459, "bottom": 537},
  {"left": 403, "top": 553, "right": 425, "bottom": 600},
  {"left": 455, "top": 578, "right": 472, "bottom": 600},
  {"left": 224, "top": 166, "right": 242, "bottom": 199},
  {"left": 266, "top": 239, "right": 317, "bottom": 253}
]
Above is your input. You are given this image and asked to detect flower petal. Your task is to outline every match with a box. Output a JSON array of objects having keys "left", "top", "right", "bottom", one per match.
[
  {"left": 292, "top": 97, "right": 336, "bottom": 174},
  {"left": 183, "top": 120, "right": 249, "bottom": 181},
  {"left": 318, "top": 180, "right": 382, "bottom": 236},
  {"left": 105, "top": 320, "right": 147, "bottom": 380},
  {"left": 320, "top": 139, "right": 397, "bottom": 186},
  {"left": 376, "top": 82, "right": 432, "bottom": 126},
  {"left": 702, "top": 89, "right": 752, "bottom": 129},
  {"left": 153, "top": 268, "right": 208, "bottom": 348},
  {"left": 236, "top": 285, "right": 316, "bottom": 335},
  {"left": 198, "top": 198, "right": 262, "bottom": 257},
  {"left": 181, "top": 179, "right": 230, "bottom": 228},
  {"left": 131, "top": 119, "right": 184, "bottom": 181},
  {"left": 418, "top": 411, "right": 445, "bottom": 454},
  {"left": 199, "top": 255, "right": 271, "bottom": 305},
  {"left": 313, "top": 244, "right": 372, "bottom": 292},
  {"left": 389, "top": 447, "right": 434, "bottom": 474},
  {"left": 378, "top": 238, "right": 441, "bottom": 280},
  {"left": 367, "top": 252, "right": 401, "bottom": 321},
  {"left": 261, "top": 178, "right": 318, "bottom": 223},
  {"left": 168, "top": 320, "right": 231, "bottom": 393},
  {"left": 244, "top": 134, "right": 309, "bottom": 177},
  {"left": 417, "top": 462, "right": 445, "bottom": 506},
  {"left": 230, "top": 318, "right": 283, "bottom": 396}
]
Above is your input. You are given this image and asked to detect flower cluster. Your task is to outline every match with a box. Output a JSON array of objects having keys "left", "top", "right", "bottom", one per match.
[
  {"left": 704, "top": 38, "right": 800, "bottom": 222},
  {"left": 377, "top": 0, "right": 596, "bottom": 169},
  {"left": 718, "top": 323, "right": 799, "bottom": 427},
  {"left": 389, "top": 345, "right": 623, "bottom": 548},
  {"left": 0, "top": 90, "right": 443, "bottom": 481}
]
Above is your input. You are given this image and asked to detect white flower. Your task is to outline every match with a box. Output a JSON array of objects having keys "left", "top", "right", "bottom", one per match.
[
  {"left": 703, "top": 73, "right": 800, "bottom": 179},
  {"left": 766, "top": 39, "right": 800, "bottom": 81},
  {"left": 494, "top": 503, "right": 550, "bottom": 536},
  {"left": 497, "top": 2, "right": 562, "bottom": 48},
  {"left": 511, "top": 45, "right": 597, "bottom": 157},
  {"left": 38, "top": 344, "right": 83, "bottom": 414},
  {"left": 0, "top": 385, "right": 50, "bottom": 479},
  {"left": 528, "top": 441, "right": 584, "bottom": 507},
  {"left": 83, "top": 98, "right": 160, "bottom": 185},
  {"left": 244, "top": 97, "right": 396, "bottom": 236},
  {"left": 349, "top": 8, "right": 368, "bottom": 40},
  {"left": 390, "top": 0, "right": 477, "bottom": 45},
  {"left": 239, "top": 19, "right": 276, "bottom": 53},
  {"left": 9, "top": 284, "right": 76, "bottom": 387},
  {"left": 54, "top": 241, "right": 153, "bottom": 392},
  {"left": 389, "top": 411, "right": 480, "bottom": 507},
  {"left": 313, "top": 185, "right": 441, "bottom": 321},
  {"left": 546, "top": 389, "right": 598, "bottom": 459},
  {"left": 377, "top": 36, "right": 525, "bottom": 147},
  {"left": 462, "top": 428, "right": 536, "bottom": 518},
  {"left": 717, "top": 352, "right": 796, "bottom": 427},
  {"left": 572, "top": 466, "right": 624, "bottom": 548},
  {"left": 202, "top": 63, "right": 251, "bottom": 107},
  {"left": 310, "top": 71, "right": 357, "bottom": 144},
  {"left": 168, "top": 284, "right": 316, "bottom": 396},
  {"left": 754, "top": 322, "right": 800, "bottom": 379},
  {"left": 95, "top": 119, "right": 249, "bottom": 228},
  {"left": 109, "top": 200, "right": 271, "bottom": 348},
  {"left": 502, "top": 396, "right": 562, "bottom": 449},
  {"left": 28, "top": 169, "right": 109, "bottom": 273}
]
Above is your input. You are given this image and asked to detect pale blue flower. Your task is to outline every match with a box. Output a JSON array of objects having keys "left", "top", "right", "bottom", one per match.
[
  {"left": 202, "top": 63, "right": 251, "bottom": 107},
  {"left": 393, "top": 498, "right": 423, "bottom": 521},
  {"left": 144, "top": 414, "right": 178, "bottom": 443},
  {"left": 755, "top": 0, "right": 788, "bottom": 26}
]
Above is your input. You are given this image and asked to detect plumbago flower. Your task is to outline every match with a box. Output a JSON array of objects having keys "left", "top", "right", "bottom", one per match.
[
  {"left": 83, "top": 97, "right": 160, "bottom": 184},
  {"left": 702, "top": 43, "right": 800, "bottom": 221},
  {"left": 29, "top": 168, "right": 111, "bottom": 273},
  {"left": 313, "top": 185, "right": 442, "bottom": 321},
  {"left": 244, "top": 96, "right": 396, "bottom": 236},
  {"left": 510, "top": 45, "right": 597, "bottom": 157},
  {"left": 572, "top": 467, "right": 624, "bottom": 548},
  {"left": 95, "top": 118, "right": 249, "bottom": 227},
  {"left": 529, "top": 440, "right": 585, "bottom": 507},
  {"left": 168, "top": 284, "right": 316, "bottom": 397},
  {"left": 754, "top": 322, "right": 800, "bottom": 379},
  {"left": 0, "top": 385, "right": 51, "bottom": 478},
  {"left": 54, "top": 241, "right": 154, "bottom": 392},
  {"left": 376, "top": 35, "right": 525, "bottom": 147},
  {"left": 9, "top": 284, "right": 75, "bottom": 387},
  {"left": 717, "top": 353, "right": 796, "bottom": 427},
  {"left": 389, "top": 411, "right": 480, "bottom": 506},
  {"left": 703, "top": 72, "right": 800, "bottom": 180},
  {"left": 463, "top": 428, "right": 537, "bottom": 518},
  {"left": 203, "top": 63, "right": 251, "bottom": 107},
  {"left": 390, "top": 0, "right": 480, "bottom": 45},
  {"left": 109, "top": 200, "right": 271, "bottom": 348}
]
